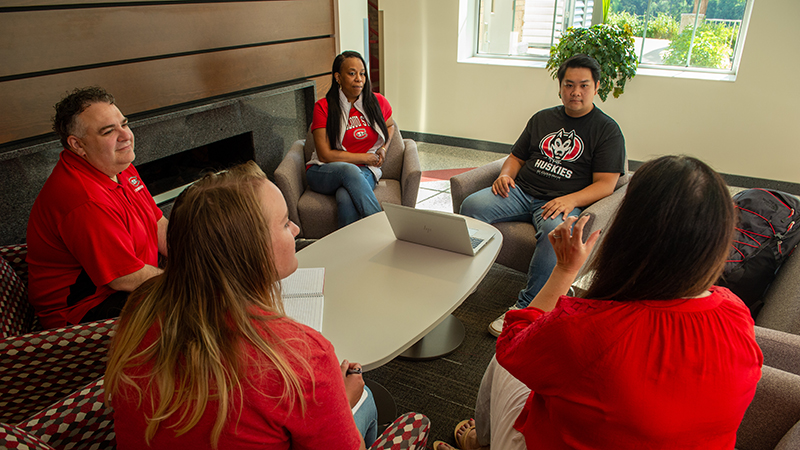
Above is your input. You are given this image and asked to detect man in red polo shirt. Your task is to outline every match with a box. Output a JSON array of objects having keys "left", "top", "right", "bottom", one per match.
[{"left": 27, "top": 87, "right": 168, "bottom": 329}]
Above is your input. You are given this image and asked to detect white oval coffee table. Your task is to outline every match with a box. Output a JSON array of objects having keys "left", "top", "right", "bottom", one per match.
[{"left": 296, "top": 211, "right": 502, "bottom": 371}]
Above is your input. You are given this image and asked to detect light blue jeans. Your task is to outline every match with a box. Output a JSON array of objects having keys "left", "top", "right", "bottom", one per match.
[
  {"left": 460, "top": 186, "right": 581, "bottom": 308},
  {"left": 354, "top": 385, "right": 379, "bottom": 446},
  {"left": 306, "top": 162, "right": 381, "bottom": 228}
]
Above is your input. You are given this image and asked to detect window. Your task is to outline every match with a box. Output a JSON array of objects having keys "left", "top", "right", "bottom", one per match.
[
  {"left": 460, "top": 0, "right": 754, "bottom": 79},
  {"left": 477, "top": 0, "right": 595, "bottom": 59}
]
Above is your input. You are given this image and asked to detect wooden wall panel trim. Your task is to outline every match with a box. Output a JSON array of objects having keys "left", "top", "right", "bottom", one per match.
[
  {"left": 0, "top": 0, "right": 333, "bottom": 78},
  {"left": 0, "top": 38, "right": 335, "bottom": 145},
  {"left": 309, "top": 74, "right": 332, "bottom": 101}
]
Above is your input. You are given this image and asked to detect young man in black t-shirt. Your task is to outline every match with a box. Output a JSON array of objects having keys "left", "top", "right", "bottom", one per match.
[{"left": 460, "top": 55, "right": 627, "bottom": 337}]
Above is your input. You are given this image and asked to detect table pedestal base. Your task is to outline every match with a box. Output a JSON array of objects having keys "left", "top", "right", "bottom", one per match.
[
  {"left": 398, "top": 314, "right": 465, "bottom": 360},
  {"left": 365, "top": 379, "right": 397, "bottom": 432}
]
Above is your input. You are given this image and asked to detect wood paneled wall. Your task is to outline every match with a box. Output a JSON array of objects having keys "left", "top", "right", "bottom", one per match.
[{"left": 0, "top": 0, "right": 337, "bottom": 146}]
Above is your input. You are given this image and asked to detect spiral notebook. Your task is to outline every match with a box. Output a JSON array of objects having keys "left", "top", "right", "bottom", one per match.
[{"left": 280, "top": 267, "right": 325, "bottom": 332}]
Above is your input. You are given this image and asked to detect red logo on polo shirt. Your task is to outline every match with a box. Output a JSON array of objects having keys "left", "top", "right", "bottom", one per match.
[{"left": 128, "top": 176, "right": 145, "bottom": 192}]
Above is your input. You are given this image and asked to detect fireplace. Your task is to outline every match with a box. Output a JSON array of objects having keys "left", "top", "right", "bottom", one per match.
[
  {"left": 138, "top": 132, "right": 256, "bottom": 206},
  {"left": 0, "top": 81, "right": 315, "bottom": 245}
]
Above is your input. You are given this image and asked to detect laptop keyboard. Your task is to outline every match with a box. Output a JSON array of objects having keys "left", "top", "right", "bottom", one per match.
[{"left": 470, "top": 236, "right": 485, "bottom": 249}]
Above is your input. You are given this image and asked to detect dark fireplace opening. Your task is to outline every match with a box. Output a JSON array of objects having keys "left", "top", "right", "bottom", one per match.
[{"left": 137, "top": 132, "right": 256, "bottom": 204}]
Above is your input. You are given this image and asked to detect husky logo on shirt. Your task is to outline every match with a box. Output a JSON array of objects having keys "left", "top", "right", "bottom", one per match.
[{"left": 540, "top": 128, "right": 584, "bottom": 163}]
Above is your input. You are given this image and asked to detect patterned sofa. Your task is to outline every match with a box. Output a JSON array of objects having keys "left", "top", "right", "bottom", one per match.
[
  {"left": 1, "top": 244, "right": 432, "bottom": 450},
  {"left": 0, "top": 375, "right": 430, "bottom": 450},
  {"left": 0, "top": 244, "right": 117, "bottom": 424}
]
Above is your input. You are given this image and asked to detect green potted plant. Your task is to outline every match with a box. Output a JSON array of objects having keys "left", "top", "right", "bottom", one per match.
[{"left": 546, "top": 23, "right": 638, "bottom": 101}]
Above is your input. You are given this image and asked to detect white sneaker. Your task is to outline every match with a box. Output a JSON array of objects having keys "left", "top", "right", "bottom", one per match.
[{"left": 488, "top": 305, "right": 522, "bottom": 337}]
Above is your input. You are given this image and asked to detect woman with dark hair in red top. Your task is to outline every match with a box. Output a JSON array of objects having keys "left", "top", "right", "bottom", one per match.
[
  {"left": 437, "top": 155, "right": 762, "bottom": 450},
  {"left": 305, "top": 51, "right": 396, "bottom": 229}
]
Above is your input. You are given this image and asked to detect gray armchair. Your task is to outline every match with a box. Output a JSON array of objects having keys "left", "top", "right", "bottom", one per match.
[
  {"left": 450, "top": 156, "right": 631, "bottom": 273},
  {"left": 754, "top": 249, "right": 800, "bottom": 335},
  {"left": 274, "top": 124, "right": 421, "bottom": 239},
  {"left": 735, "top": 326, "right": 800, "bottom": 450},
  {"left": 745, "top": 243, "right": 800, "bottom": 449}
]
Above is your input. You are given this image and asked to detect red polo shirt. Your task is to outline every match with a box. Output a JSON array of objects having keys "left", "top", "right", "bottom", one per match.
[{"left": 27, "top": 150, "right": 162, "bottom": 329}]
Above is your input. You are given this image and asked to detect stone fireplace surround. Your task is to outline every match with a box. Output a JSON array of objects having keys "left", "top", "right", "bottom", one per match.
[{"left": 0, "top": 81, "right": 315, "bottom": 246}]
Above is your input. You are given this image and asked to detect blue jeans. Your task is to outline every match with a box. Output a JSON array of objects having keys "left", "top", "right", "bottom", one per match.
[
  {"left": 354, "top": 385, "right": 379, "bottom": 446},
  {"left": 306, "top": 162, "right": 381, "bottom": 228},
  {"left": 460, "top": 186, "right": 581, "bottom": 308}
]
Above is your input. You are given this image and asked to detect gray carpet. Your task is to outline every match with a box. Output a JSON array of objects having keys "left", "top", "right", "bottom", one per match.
[{"left": 365, "top": 263, "right": 528, "bottom": 446}]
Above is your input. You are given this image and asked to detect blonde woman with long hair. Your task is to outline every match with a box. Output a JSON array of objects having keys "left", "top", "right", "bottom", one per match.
[{"left": 106, "top": 161, "right": 429, "bottom": 449}]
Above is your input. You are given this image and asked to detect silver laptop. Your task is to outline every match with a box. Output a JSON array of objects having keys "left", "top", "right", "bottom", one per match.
[{"left": 382, "top": 203, "right": 495, "bottom": 256}]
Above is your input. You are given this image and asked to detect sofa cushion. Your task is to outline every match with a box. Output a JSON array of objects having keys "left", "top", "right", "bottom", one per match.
[{"left": 0, "top": 256, "right": 29, "bottom": 339}]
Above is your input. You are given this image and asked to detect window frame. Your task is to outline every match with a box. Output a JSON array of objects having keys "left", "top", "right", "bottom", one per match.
[{"left": 457, "top": 0, "right": 756, "bottom": 82}]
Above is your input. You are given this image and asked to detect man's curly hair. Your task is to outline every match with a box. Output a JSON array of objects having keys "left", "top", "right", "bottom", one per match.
[{"left": 53, "top": 86, "right": 115, "bottom": 149}]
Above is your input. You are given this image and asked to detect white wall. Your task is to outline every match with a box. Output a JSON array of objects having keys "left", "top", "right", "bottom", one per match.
[
  {"left": 377, "top": 0, "right": 800, "bottom": 183},
  {"left": 337, "top": 0, "right": 369, "bottom": 57}
]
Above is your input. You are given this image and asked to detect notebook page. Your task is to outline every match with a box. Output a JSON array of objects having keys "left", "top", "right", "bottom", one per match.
[
  {"left": 280, "top": 267, "right": 325, "bottom": 298},
  {"left": 283, "top": 295, "right": 324, "bottom": 332}
]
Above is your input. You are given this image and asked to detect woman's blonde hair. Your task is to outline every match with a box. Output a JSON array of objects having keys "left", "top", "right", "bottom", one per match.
[{"left": 105, "top": 161, "right": 309, "bottom": 447}]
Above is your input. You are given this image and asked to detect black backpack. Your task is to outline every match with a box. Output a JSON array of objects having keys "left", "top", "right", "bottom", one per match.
[{"left": 718, "top": 188, "right": 800, "bottom": 318}]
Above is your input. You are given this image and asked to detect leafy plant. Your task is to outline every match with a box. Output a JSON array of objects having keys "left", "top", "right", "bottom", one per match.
[
  {"left": 662, "top": 21, "right": 735, "bottom": 68},
  {"left": 607, "top": 11, "right": 679, "bottom": 40},
  {"left": 706, "top": 0, "right": 747, "bottom": 21},
  {"left": 602, "top": 0, "right": 611, "bottom": 23},
  {"left": 547, "top": 24, "right": 638, "bottom": 101},
  {"left": 607, "top": 11, "right": 642, "bottom": 36},
  {"left": 611, "top": 0, "right": 694, "bottom": 17},
  {"left": 645, "top": 13, "right": 679, "bottom": 40}
]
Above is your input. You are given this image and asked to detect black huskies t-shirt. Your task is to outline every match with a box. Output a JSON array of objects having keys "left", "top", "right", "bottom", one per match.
[{"left": 511, "top": 105, "right": 626, "bottom": 200}]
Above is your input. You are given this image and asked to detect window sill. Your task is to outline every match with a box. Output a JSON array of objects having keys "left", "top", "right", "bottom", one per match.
[
  {"left": 457, "top": 55, "right": 549, "bottom": 69},
  {"left": 457, "top": 55, "right": 737, "bottom": 82}
]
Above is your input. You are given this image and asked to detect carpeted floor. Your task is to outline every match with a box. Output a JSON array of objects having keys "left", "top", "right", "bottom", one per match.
[{"left": 365, "top": 263, "right": 528, "bottom": 447}]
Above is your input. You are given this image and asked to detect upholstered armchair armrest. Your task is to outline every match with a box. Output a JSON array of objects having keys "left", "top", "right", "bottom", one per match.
[
  {"left": 400, "top": 139, "right": 422, "bottom": 207},
  {"left": 755, "top": 326, "right": 800, "bottom": 376},
  {"left": 1, "top": 423, "right": 55, "bottom": 449},
  {"left": 571, "top": 184, "right": 629, "bottom": 282},
  {"left": 16, "top": 378, "right": 115, "bottom": 450},
  {"left": 582, "top": 184, "right": 627, "bottom": 235},
  {"left": 736, "top": 365, "right": 800, "bottom": 450},
  {"left": 615, "top": 172, "right": 632, "bottom": 191},
  {"left": 0, "top": 318, "right": 116, "bottom": 424},
  {"left": 274, "top": 140, "right": 307, "bottom": 228},
  {"left": 0, "top": 244, "right": 28, "bottom": 285},
  {"left": 450, "top": 157, "right": 506, "bottom": 214},
  {"left": 756, "top": 250, "right": 800, "bottom": 336}
]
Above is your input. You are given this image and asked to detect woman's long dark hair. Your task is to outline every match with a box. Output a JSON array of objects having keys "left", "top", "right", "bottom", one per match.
[
  {"left": 583, "top": 155, "right": 735, "bottom": 301},
  {"left": 325, "top": 51, "right": 389, "bottom": 150}
]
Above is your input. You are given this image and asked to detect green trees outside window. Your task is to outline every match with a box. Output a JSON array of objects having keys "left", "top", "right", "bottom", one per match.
[{"left": 606, "top": 0, "right": 747, "bottom": 69}]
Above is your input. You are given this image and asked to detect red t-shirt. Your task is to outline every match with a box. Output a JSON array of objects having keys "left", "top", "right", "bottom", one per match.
[
  {"left": 496, "top": 286, "right": 763, "bottom": 449},
  {"left": 26, "top": 150, "right": 162, "bottom": 328},
  {"left": 311, "top": 93, "right": 392, "bottom": 154},
  {"left": 112, "top": 314, "right": 362, "bottom": 450}
]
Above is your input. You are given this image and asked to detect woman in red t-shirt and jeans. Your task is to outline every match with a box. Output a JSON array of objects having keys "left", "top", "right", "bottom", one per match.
[{"left": 306, "top": 51, "right": 396, "bottom": 228}]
